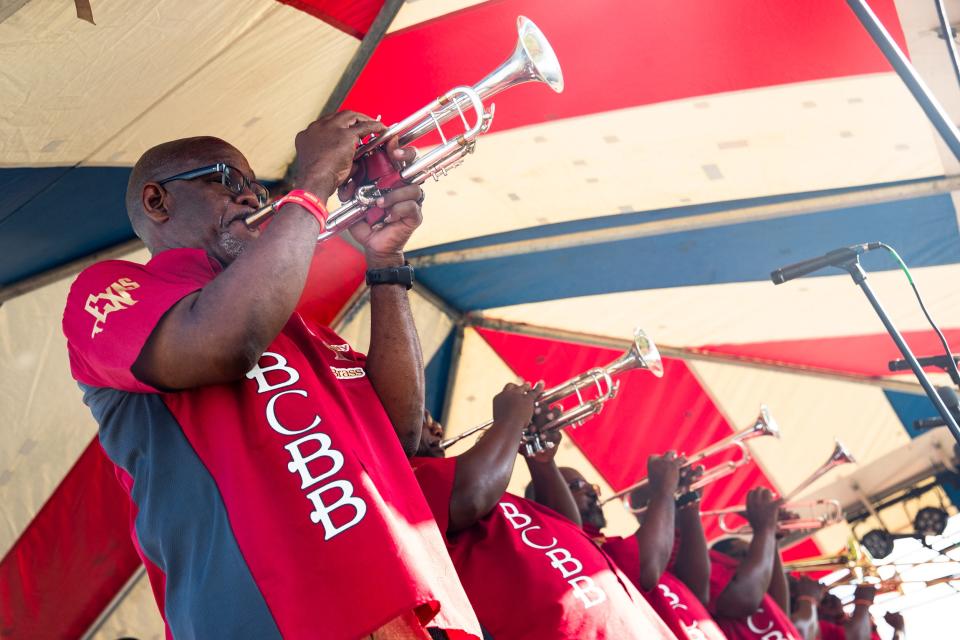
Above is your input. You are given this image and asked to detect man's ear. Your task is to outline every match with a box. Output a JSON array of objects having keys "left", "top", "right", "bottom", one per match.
[{"left": 142, "top": 182, "right": 171, "bottom": 224}]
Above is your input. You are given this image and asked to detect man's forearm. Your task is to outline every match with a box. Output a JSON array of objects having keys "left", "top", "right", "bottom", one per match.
[
  {"left": 768, "top": 546, "right": 790, "bottom": 615},
  {"left": 673, "top": 505, "right": 711, "bottom": 604},
  {"left": 635, "top": 491, "right": 675, "bottom": 590},
  {"left": 526, "top": 458, "right": 581, "bottom": 525},
  {"left": 716, "top": 527, "right": 777, "bottom": 617},
  {"left": 844, "top": 603, "right": 872, "bottom": 640},
  {"left": 365, "top": 252, "right": 424, "bottom": 456}
]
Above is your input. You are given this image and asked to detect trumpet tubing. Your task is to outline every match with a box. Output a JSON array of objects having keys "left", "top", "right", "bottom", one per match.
[
  {"left": 245, "top": 16, "right": 563, "bottom": 236},
  {"left": 702, "top": 499, "right": 844, "bottom": 535},
  {"left": 600, "top": 405, "right": 780, "bottom": 512},
  {"left": 438, "top": 328, "right": 663, "bottom": 455}
]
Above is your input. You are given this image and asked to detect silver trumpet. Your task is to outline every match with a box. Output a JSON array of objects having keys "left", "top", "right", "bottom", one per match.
[
  {"left": 705, "top": 499, "right": 845, "bottom": 536},
  {"left": 439, "top": 329, "right": 664, "bottom": 457},
  {"left": 245, "top": 16, "right": 563, "bottom": 236},
  {"left": 701, "top": 438, "right": 856, "bottom": 534},
  {"left": 600, "top": 405, "right": 781, "bottom": 513}
]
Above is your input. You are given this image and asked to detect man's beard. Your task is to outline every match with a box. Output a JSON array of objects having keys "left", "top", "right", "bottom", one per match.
[
  {"left": 218, "top": 231, "right": 247, "bottom": 261},
  {"left": 415, "top": 441, "right": 445, "bottom": 458},
  {"left": 584, "top": 504, "right": 607, "bottom": 529}
]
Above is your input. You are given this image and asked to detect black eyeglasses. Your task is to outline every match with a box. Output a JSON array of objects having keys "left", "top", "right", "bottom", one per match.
[
  {"left": 568, "top": 479, "right": 601, "bottom": 497},
  {"left": 158, "top": 162, "right": 269, "bottom": 206}
]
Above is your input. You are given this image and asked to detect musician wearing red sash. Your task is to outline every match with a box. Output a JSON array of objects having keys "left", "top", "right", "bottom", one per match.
[
  {"left": 62, "top": 114, "right": 482, "bottom": 639},
  {"left": 817, "top": 587, "right": 877, "bottom": 640},
  {"left": 412, "top": 390, "right": 678, "bottom": 639},
  {"left": 552, "top": 463, "right": 728, "bottom": 640},
  {"left": 709, "top": 488, "right": 800, "bottom": 640}
]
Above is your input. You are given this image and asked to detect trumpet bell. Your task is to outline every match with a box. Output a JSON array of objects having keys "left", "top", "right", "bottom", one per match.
[
  {"left": 630, "top": 328, "right": 664, "bottom": 378},
  {"left": 472, "top": 16, "right": 563, "bottom": 106},
  {"left": 755, "top": 405, "right": 781, "bottom": 439},
  {"left": 516, "top": 16, "right": 564, "bottom": 93}
]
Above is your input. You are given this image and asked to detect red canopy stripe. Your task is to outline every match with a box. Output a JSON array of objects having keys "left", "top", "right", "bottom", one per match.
[
  {"left": 277, "top": 0, "right": 385, "bottom": 38},
  {"left": 342, "top": 0, "right": 907, "bottom": 137}
]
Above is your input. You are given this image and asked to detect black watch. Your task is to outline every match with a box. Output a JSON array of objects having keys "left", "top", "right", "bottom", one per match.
[{"left": 365, "top": 263, "right": 414, "bottom": 290}]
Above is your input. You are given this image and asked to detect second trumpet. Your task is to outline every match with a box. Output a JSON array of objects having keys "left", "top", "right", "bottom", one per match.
[{"left": 439, "top": 328, "right": 664, "bottom": 456}]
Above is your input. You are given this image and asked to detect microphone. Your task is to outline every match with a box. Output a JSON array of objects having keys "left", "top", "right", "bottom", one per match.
[
  {"left": 914, "top": 416, "right": 947, "bottom": 430},
  {"left": 911, "top": 387, "right": 960, "bottom": 431},
  {"left": 770, "top": 242, "right": 883, "bottom": 285},
  {"left": 889, "top": 354, "right": 960, "bottom": 372}
]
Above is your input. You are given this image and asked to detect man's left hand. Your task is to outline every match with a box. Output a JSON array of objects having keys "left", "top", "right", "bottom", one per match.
[
  {"left": 524, "top": 404, "right": 562, "bottom": 462},
  {"left": 342, "top": 142, "right": 423, "bottom": 261}
]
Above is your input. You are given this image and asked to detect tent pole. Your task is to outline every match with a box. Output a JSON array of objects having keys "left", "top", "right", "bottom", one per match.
[
  {"left": 846, "top": 0, "right": 960, "bottom": 162},
  {"left": 934, "top": 0, "right": 960, "bottom": 91}
]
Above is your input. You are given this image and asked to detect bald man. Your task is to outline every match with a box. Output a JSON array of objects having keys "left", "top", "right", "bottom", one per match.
[{"left": 62, "top": 113, "right": 480, "bottom": 640}]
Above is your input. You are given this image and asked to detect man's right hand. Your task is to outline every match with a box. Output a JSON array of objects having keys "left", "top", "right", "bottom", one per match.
[
  {"left": 744, "top": 487, "right": 781, "bottom": 533},
  {"left": 492, "top": 382, "right": 540, "bottom": 431},
  {"left": 294, "top": 111, "right": 386, "bottom": 200},
  {"left": 794, "top": 576, "right": 826, "bottom": 602},
  {"left": 647, "top": 451, "right": 684, "bottom": 497}
]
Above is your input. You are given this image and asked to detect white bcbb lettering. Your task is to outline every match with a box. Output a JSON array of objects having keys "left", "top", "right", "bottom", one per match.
[
  {"left": 568, "top": 575, "right": 607, "bottom": 609},
  {"left": 285, "top": 432, "right": 344, "bottom": 489},
  {"left": 306, "top": 479, "right": 368, "bottom": 540}
]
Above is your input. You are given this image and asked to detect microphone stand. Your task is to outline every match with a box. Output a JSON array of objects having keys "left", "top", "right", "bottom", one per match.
[{"left": 839, "top": 256, "right": 960, "bottom": 447}]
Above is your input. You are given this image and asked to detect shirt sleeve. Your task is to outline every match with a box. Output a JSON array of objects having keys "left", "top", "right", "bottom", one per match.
[
  {"left": 62, "top": 254, "right": 212, "bottom": 392},
  {"left": 411, "top": 456, "right": 458, "bottom": 539},
  {"left": 706, "top": 549, "right": 736, "bottom": 615}
]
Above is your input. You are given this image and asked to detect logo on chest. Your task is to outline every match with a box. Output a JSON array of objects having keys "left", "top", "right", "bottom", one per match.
[{"left": 323, "top": 342, "right": 366, "bottom": 380}]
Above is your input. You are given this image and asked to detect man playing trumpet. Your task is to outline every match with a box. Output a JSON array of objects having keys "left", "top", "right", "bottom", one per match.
[
  {"left": 61, "top": 114, "right": 481, "bottom": 640},
  {"left": 709, "top": 487, "right": 800, "bottom": 640},
  {"left": 538, "top": 460, "right": 727, "bottom": 640},
  {"left": 413, "top": 385, "right": 678, "bottom": 639}
]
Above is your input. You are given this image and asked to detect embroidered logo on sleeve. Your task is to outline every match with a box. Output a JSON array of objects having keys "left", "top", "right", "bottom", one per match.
[
  {"left": 84, "top": 277, "right": 140, "bottom": 338},
  {"left": 323, "top": 343, "right": 365, "bottom": 379}
]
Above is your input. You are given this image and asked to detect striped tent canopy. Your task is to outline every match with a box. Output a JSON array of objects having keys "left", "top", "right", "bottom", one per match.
[{"left": 3, "top": 1, "right": 960, "bottom": 637}]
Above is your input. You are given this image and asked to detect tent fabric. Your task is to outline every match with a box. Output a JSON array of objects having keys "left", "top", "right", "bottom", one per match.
[{"left": 5, "top": 0, "right": 960, "bottom": 637}]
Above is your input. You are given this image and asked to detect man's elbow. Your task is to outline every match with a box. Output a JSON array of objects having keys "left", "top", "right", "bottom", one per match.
[
  {"left": 638, "top": 560, "right": 666, "bottom": 592},
  {"left": 716, "top": 588, "right": 763, "bottom": 619}
]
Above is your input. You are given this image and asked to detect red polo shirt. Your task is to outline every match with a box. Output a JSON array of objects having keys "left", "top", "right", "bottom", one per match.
[
  {"left": 412, "top": 456, "right": 678, "bottom": 639},
  {"left": 603, "top": 534, "right": 728, "bottom": 639},
  {"left": 63, "top": 248, "right": 480, "bottom": 640},
  {"left": 708, "top": 550, "right": 800, "bottom": 640}
]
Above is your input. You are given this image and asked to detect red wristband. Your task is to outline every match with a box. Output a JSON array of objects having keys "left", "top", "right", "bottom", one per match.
[{"left": 275, "top": 189, "right": 328, "bottom": 231}]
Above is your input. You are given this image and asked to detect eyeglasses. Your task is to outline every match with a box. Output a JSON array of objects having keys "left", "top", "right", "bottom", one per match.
[
  {"left": 568, "top": 479, "right": 601, "bottom": 497},
  {"left": 158, "top": 162, "right": 269, "bottom": 206}
]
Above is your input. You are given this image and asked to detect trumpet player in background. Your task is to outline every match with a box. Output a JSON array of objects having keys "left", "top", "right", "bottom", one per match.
[
  {"left": 412, "top": 384, "right": 679, "bottom": 639},
  {"left": 709, "top": 487, "right": 801, "bottom": 639},
  {"left": 817, "top": 587, "right": 879, "bottom": 640},
  {"left": 542, "top": 459, "right": 728, "bottom": 639}
]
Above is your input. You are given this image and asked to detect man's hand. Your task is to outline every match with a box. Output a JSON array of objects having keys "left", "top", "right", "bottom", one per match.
[
  {"left": 648, "top": 451, "right": 684, "bottom": 497},
  {"left": 493, "top": 381, "right": 541, "bottom": 432},
  {"left": 775, "top": 506, "right": 800, "bottom": 540},
  {"left": 884, "top": 611, "right": 904, "bottom": 631},
  {"left": 853, "top": 583, "right": 877, "bottom": 605},
  {"left": 679, "top": 463, "right": 704, "bottom": 492},
  {"left": 342, "top": 136, "right": 423, "bottom": 261},
  {"left": 744, "top": 487, "right": 781, "bottom": 533},
  {"left": 794, "top": 576, "right": 826, "bottom": 602},
  {"left": 524, "top": 404, "right": 562, "bottom": 462},
  {"left": 294, "top": 111, "right": 386, "bottom": 200}
]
